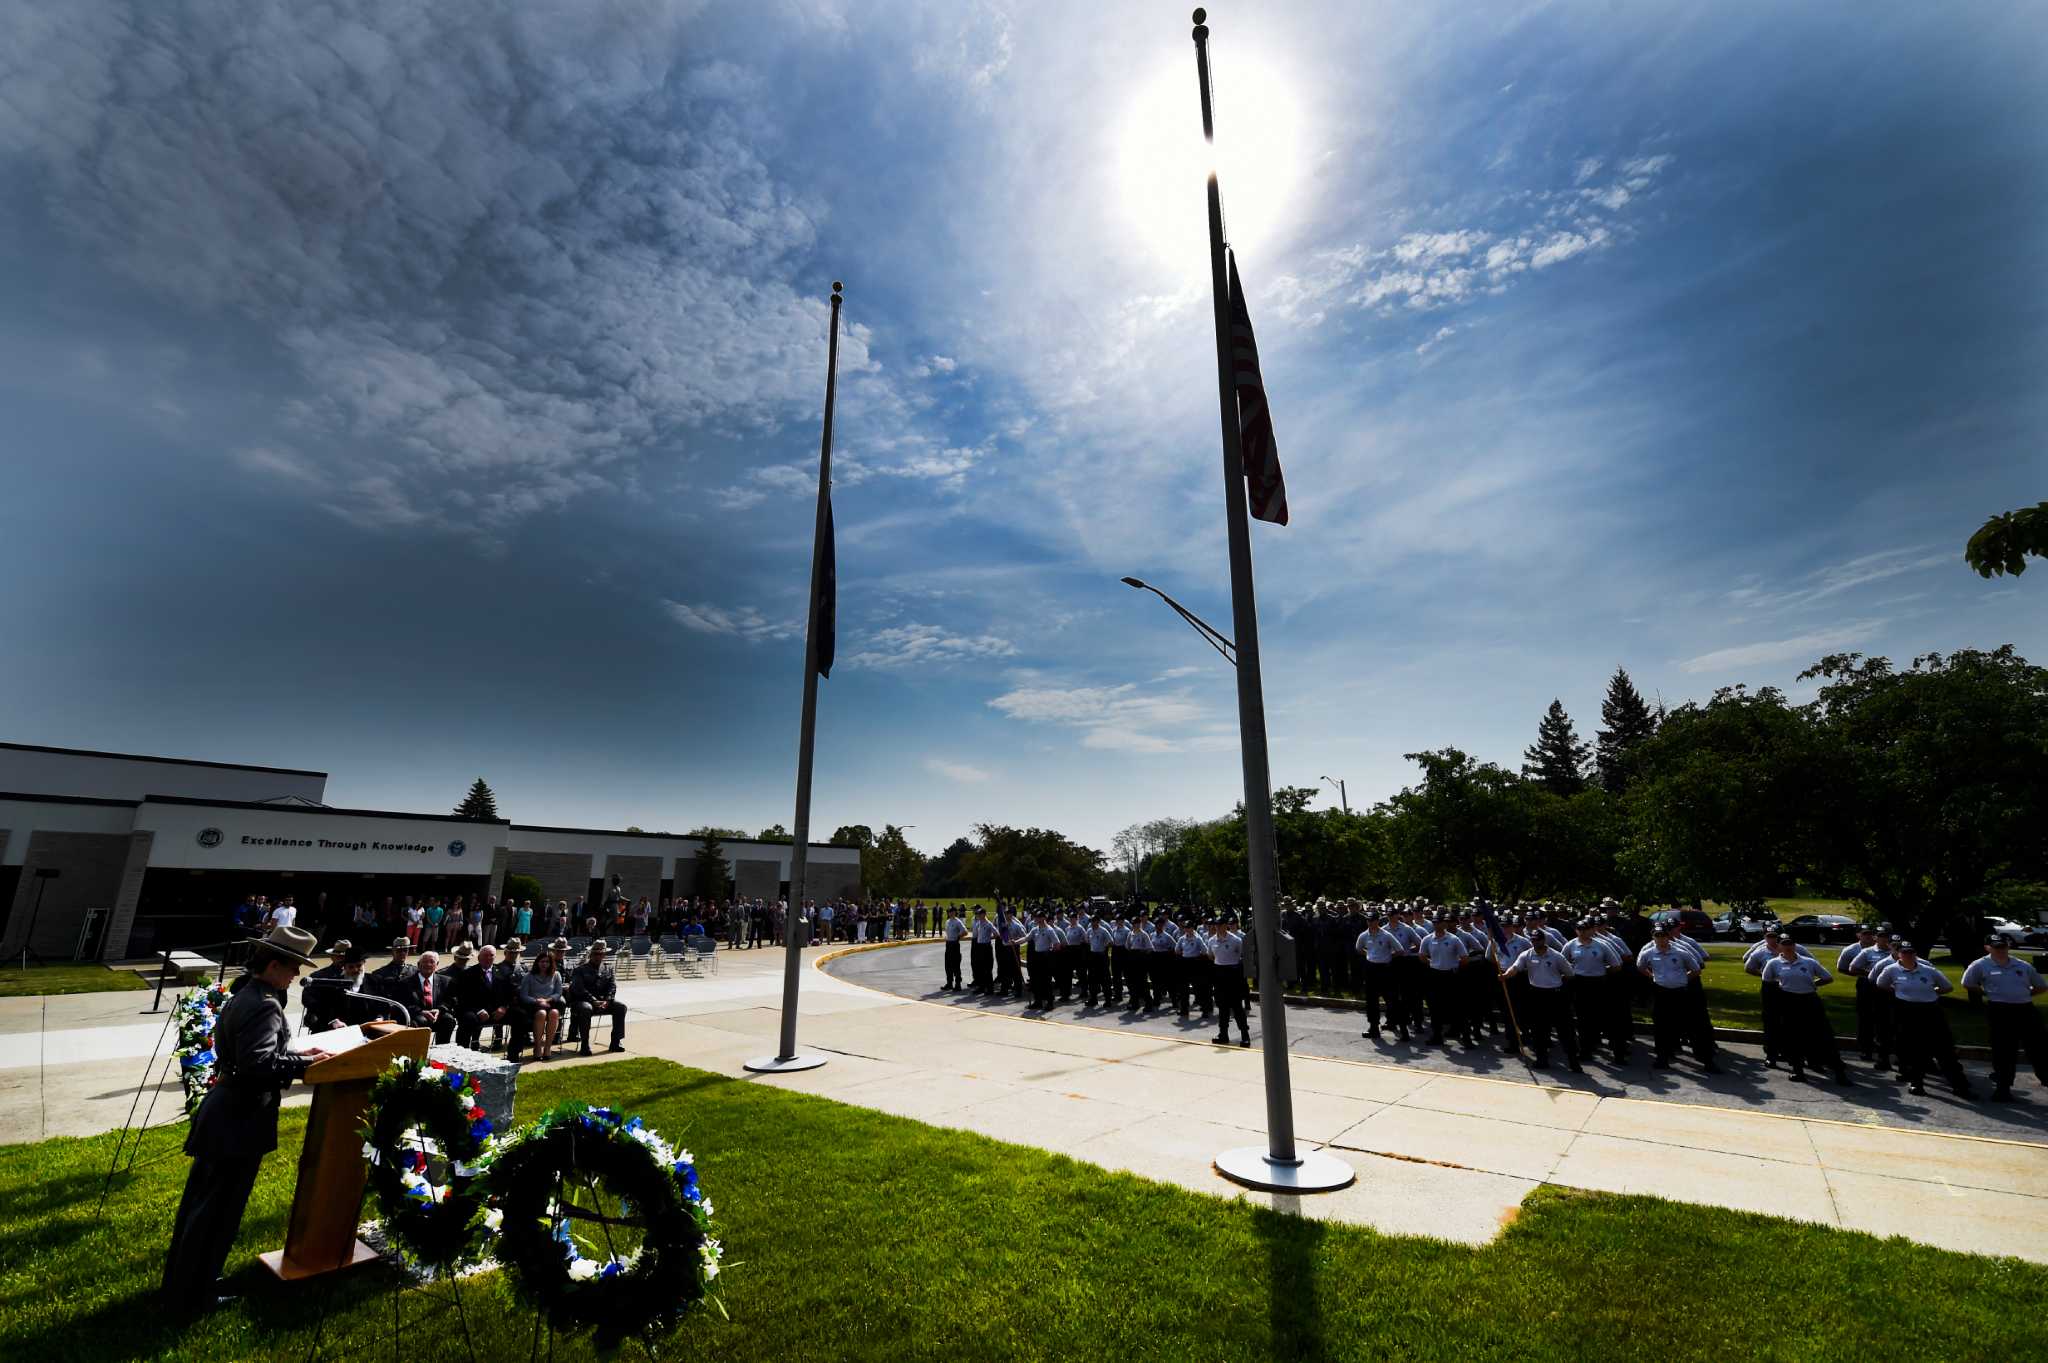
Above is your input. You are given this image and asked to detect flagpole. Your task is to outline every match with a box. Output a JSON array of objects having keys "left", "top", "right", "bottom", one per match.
[
  {"left": 746, "top": 280, "right": 842, "bottom": 1075},
  {"left": 1193, "top": 11, "right": 1351, "bottom": 1193}
]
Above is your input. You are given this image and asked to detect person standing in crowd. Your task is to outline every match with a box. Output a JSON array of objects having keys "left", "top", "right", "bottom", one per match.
[
  {"left": 1420, "top": 916, "right": 1470, "bottom": 1047},
  {"left": 1761, "top": 938, "right": 1849, "bottom": 1084},
  {"left": 567, "top": 940, "right": 627, "bottom": 1055},
  {"left": 516, "top": 948, "right": 565, "bottom": 1063},
  {"left": 1638, "top": 922, "right": 1721, "bottom": 1072},
  {"left": 1838, "top": 923, "right": 1881, "bottom": 1060},
  {"left": 422, "top": 898, "right": 445, "bottom": 951},
  {"left": 998, "top": 908, "right": 1028, "bottom": 998},
  {"left": 1355, "top": 911, "right": 1404, "bottom": 1041},
  {"left": 1500, "top": 932, "right": 1580, "bottom": 1071},
  {"left": 968, "top": 907, "right": 996, "bottom": 994},
  {"left": 301, "top": 942, "right": 367, "bottom": 1034},
  {"left": 1963, "top": 934, "right": 2047, "bottom": 1101},
  {"left": 1563, "top": 919, "right": 1628, "bottom": 1064},
  {"left": 1084, "top": 913, "right": 1113, "bottom": 1007},
  {"left": 1210, "top": 917, "right": 1250, "bottom": 1047},
  {"left": 941, "top": 907, "right": 966, "bottom": 990},
  {"left": 161, "top": 925, "right": 332, "bottom": 1316},
  {"left": 1745, "top": 926, "right": 1812, "bottom": 1068},
  {"left": 513, "top": 900, "right": 533, "bottom": 939},
  {"left": 1026, "top": 913, "right": 1059, "bottom": 1010},
  {"left": 1876, "top": 942, "right": 1972, "bottom": 1098}
]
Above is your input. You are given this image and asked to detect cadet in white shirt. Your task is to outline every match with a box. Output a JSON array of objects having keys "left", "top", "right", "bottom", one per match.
[
  {"left": 968, "top": 908, "right": 996, "bottom": 994},
  {"left": 1745, "top": 928, "right": 1812, "bottom": 1068},
  {"left": 1564, "top": 921, "right": 1629, "bottom": 1063},
  {"left": 1355, "top": 914, "right": 1405, "bottom": 1041},
  {"left": 1420, "top": 919, "right": 1471, "bottom": 1046},
  {"left": 941, "top": 910, "right": 967, "bottom": 991},
  {"left": 1761, "top": 941, "right": 1848, "bottom": 1083},
  {"left": 1025, "top": 915, "right": 1060, "bottom": 1010},
  {"left": 1124, "top": 917, "right": 1153, "bottom": 1011},
  {"left": 1876, "top": 943, "right": 1973, "bottom": 1097},
  {"left": 1083, "top": 916, "right": 1113, "bottom": 1007},
  {"left": 1209, "top": 920, "right": 1250, "bottom": 1047},
  {"left": 1961, "top": 934, "right": 2047, "bottom": 1100},
  {"left": 1500, "top": 935, "right": 1580, "bottom": 1071},
  {"left": 1637, "top": 924, "right": 1721, "bottom": 1072},
  {"left": 1176, "top": 921, "right": 1211, "bottom": 1019},
  {"left": 1838, "top": 925, "right": 1887, "bottom": 1063}
]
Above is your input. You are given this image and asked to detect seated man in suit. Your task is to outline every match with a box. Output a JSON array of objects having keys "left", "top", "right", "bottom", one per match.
[
  {"left": 362, "top": 937, "right": 415, "bottom": 1011},
  {"left": 565, "top": 940, "right": 628, "bottom": 1056},
  {"left": 453, "top": 943, "right": 511, "bottom": 1050},
  {"left": 407, "top": 949, "right": 459, "bottom": 1044},
  {"left": 301, "top": 942, "right": 369, "bottom": 1032}
]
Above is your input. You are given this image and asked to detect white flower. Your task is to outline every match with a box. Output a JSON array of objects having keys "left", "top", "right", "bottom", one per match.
[
  {"left": 700, "top": 1200, "right": 714, "bottom": 1219},
  {"left": 361, "top": 1143, "right": 381, "bottom": 1164},
  {"left": 567, "top": 1259, "right": 598, "bottom": 1282},
  {"left": 675, "top": 1149, "right": 694, "bottom": 1166},
  {"left": 483, "top": 1208, "right": 503, "bottom": 1232}
]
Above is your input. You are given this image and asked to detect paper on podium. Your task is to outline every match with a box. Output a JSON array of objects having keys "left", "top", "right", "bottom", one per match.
[{"left": 289, "top": 1024, "right": 370, "bottom": 1056}]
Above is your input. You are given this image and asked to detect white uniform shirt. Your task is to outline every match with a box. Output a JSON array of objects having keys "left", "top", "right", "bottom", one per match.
[
  {"left": 1875, "top": 960, "right": 1951, "bottom": 1003},
  {"left": 971, "top": 918, "right": 996, "bottom": 944},
  {"left": 1087, "top": 925, "right": 1113, "bottom": 952},
  {"left": 1961, "top": 955, "right": 2044, "bottom": 1005},
  {"left": 1563, "top": 938, "right": 1618, "bottom": 977},
  {"left": 1178, "top": 931, "right": 1207, "bottom": 959},
  {"left": 1423, "top": 933, "right": 1468, "bottom": 971},
  {"left": 1356, "top": 928, "right": 1399, "bottom": 964},
  {"left": 1837, "top": 941, "right": 1878, "bottom": 974},
  {"left": 1746, "top": 939, "right": 1812, "bottom": 973},
  {"left": 944, "top": 915, "right": 966, "bottom": 941},
  {"left": 1208, "top": 930, "right": 1244, "bottom": 966},
  {"left": 1505, "top": 948, "right": 1573, "bottom": 989},
  {"left": 1637, "top": 943, "right": 1697, "bottom": 989},
  {"left": 1761, "top": 954, "right": 1832, "bottom": 995}
]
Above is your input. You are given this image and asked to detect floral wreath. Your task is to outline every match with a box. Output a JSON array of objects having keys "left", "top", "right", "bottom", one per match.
[
  {"left": 361, "top": 1058, "right": 498, "bottom": 1271},
  {"left": 480, "top": 1101, "right": 721, "bottom": 1344},
  {"left": 172, "top": 980, "right": 230, "bottom": 1116}
]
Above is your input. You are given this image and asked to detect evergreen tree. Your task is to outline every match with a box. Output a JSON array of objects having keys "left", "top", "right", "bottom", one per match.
[
  {"left": 693, "top": 832, "right": 733, "bottom": 902},
  {"left": 1596, "top": 667, "right": 1659, "bottom": 793},
  {"left": 1523, "top": 699, "right": 1591, "bottom": 795},
  {"left": 453, "top": 778, "right": 499, "bottom": 820}
]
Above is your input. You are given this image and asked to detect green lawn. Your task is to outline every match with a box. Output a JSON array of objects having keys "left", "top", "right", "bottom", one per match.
[
  {"left": 0, "top": 963, "right": 151, "bottom": 997},
  {"left": 1699, "top": 897, "right": 1861, "bottom": 921},
  {"left": 3, "top": 1057, "right": 2042, "bottom": 1362},
  {"left": 1681, "top": 945, "right": 2048, "bottom": 1048}
]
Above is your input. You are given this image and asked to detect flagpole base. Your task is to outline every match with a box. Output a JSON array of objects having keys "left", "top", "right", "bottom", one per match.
[
  {"left": 1214, "top": 1145, "right": 1354, "bottom": 1194},
  {"left": 743, "top": 1053, "right": 828, "bottom": 1074}
]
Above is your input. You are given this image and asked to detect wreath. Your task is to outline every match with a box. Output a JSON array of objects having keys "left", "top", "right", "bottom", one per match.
[
  {"left": 361, "top": 1058, "right": 498, "bottom": 1271},
  {"left": 479, "top": 1101, "right": 721, "bottom": 1344},
  {"left": 172, "top": 980, "right": 230, "bottom": 1116}
]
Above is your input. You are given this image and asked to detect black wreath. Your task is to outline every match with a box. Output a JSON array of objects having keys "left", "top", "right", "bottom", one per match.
[
  {"left": 481, "top": 1104, "right": 705, "bottom": 1344},
  {"left": 362, "top": 1060, "right": 493, "bottom": 1270}
]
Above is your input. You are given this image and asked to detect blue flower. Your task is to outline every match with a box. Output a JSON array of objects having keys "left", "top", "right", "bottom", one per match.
[
  {"left": 625, "top": 1116, "right": 643, "bottom": 1132},
  {"left": 446, "top": 1072, "right": 466, "bottom": 1091},
  {"left": 470, "top": 1118, "right": 493, "bottom": 1139},
  {"left": 600, "top": 1261, "right": 623, "bottom": 1279}
]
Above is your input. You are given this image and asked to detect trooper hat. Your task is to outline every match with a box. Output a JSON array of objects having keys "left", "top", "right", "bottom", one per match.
[
  {"left": 390, "top": 936, "right": 412, "bottom": 952},
  {"left": 250, "top": 923, "right": 319, "bottom": 967},
  {"left": 588, "top": 940, "right": 609, "bottom": 956},
  {"left": 452, "top": 941, "right": 474, "bottom": 961}
]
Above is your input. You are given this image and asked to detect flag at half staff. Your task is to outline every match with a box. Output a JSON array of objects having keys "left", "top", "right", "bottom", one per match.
[
  {"left": 1227, "top": 249, "right": 1288, "bottom": 526},
  {"left": 815, "top": 492, "right": 835, "bottom": 678}
]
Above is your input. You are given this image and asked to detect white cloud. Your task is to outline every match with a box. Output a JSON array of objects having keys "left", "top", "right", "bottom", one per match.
[
  {"left": 662, "top": 600, "right": 799, "bottom": 644},
  {"left": 1416, "top": 325, "right": 1458, "bottom": 357},
  {"left": 848, "top": 623, "right": 1018, "bottom": 669},
  {"left": 923, "top": 757, "right": 993, "bottom": 783},
  {"left": 987, "top": 682, "right": 1210, "bottom": 754},
  {"left": 1678, "top": 621, "right": 1887, "bottom": 675}
]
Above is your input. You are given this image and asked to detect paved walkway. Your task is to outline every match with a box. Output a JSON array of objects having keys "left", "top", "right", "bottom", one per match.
[{"left": 5, "top": 944, "right": 2044, "bottom": 1263}]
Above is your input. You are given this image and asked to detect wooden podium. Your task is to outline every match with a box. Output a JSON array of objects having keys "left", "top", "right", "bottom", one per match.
[{"left": 258, "top": 1021, "right": 429, "bottom": 1282}]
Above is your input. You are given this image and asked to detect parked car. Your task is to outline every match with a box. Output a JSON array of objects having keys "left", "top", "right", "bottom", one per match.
[
  {"left": 1978, "top": 916, "right": 2048, "bottom": 947},
  {"left": 1651, "top": 908, "right": 1718, "bottom": 941},
  {"left": 1782, "top": 913, "right": 1858, "bottom": 944}
]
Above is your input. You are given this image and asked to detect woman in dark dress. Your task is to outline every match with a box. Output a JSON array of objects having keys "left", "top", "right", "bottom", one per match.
[{"left": 161, "top": 925, "right": 331, "bottom": 1315}]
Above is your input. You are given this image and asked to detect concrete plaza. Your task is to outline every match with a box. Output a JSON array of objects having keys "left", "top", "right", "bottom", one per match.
[{"left": 3, "top": 941, "right": 2042, "bottom": 1263}]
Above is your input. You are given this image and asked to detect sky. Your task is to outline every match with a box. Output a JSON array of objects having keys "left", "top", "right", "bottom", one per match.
[{"left": 1, "top": 1, "right": 2043, "bottom": 857}]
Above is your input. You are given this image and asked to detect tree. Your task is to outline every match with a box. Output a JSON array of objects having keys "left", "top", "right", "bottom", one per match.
[
  {"left": 1965, "top": 501, "right": 2048, "bottom": 578},
  {"left": 1386, "top": 749, "right": 1545, "bottom": 903},
  {"left": 755, "top": 824, "right": 792, "bottom": 844},
  {"left": 1596, "top": 668, "right": 1658, "bottom": 794},
  {"left": 830, "top": 824, "right": 876, "bottom": 850},
  {"left": 624, "top": 826, "right": 645, "bottom": 834},
  {"left": 1523, "top": 699, "right": 1592, "bottom": 795},
  {"left": 919, "top": 837, "right": 975, "bottom": 898},
  {"left": 693, "top": 832, "right": 733, "bottom": 902},
  {"left": 687, "top": 826, "right": 748, "bottom": 841},
  {"left": 957, "top": 824, "right": 1104, "bottom": 898},
  {"left": 454, "top": 778, "right": 499, "bottom": 820},
  {"left": 863, "top": 825, "right": 925, "bottom": 899},
  {"left": 502, "top": 872, "right": 544, "bottom": 906},
  {"left": 1799, "top": 648, "right": 2048, "bottom": 958}
]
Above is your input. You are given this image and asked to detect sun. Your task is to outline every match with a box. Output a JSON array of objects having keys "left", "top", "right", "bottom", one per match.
[{"left": 1114, "top": 48, "right": 1306, "bottom": 279}]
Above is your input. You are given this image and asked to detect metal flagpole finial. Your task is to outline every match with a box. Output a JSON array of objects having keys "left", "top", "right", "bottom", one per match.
[{"left": 832, "top": 280, "right": 843, "bottom": 297}]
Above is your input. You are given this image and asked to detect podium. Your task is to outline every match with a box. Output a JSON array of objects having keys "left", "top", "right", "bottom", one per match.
[{"left": 258, "top": 1022, "right": 430, "bottom": 1282}]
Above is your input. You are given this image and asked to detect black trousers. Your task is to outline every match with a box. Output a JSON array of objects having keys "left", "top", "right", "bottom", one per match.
[
  {"left": 1361, "top": 960, "right": 1394, "bottom": 1031},
  {"left": 1424, "top": 967, "right": 1462, "bottom": 1041},
  {"left": 1394, "top": 958, "right": 1424, "bottom": 1032},
  {"left": 1571, "top": 975, "right": 1628, "bottom": 1059},
  {"left": 1521, "top": 985, "right": 1577, "bottom": 1064},
  {"left": 1152, "top": 954, "right": 1174, "bottom": 1008},
  {"left": 1124, "top": 953, "right": 1150, "bottom": 1008},
  {"left": 1650, "top": 985, "right": 1716, "bottom": 1063},
  {"left": 162, "top": 1151, "right": 264, "bottom": 1304},
  {"left": 1084, "top": 951, "right": 1108, "bottom": 1004},
  {"left": 970, "top": 941, "right": 993, "bottom": 991},
  {"left": 1986, "top": 1002, "right": 2048, "bottom": 1089},
  {"left": 1759, "top": 979, "right": 1784, "bottom": 1062},
  {"left": 1214, "top": 964, "right": 1249, "bottom": 1038},
  {"left": 1780, "top": 991, "right": 1843, "bottom": 1075},
  {"left": 943, "top": 940, "right": 963, "bottom": 989},
  {"left": 1855, "top": 975, "right": 1893, "bottom": 1062},
  {"left": 1026, "top": 951, "right": 1053, "bottom": 1009},
  {"left": 572, "top": 998, "right": 627, "bottom": 1046},
  {"left": 1171, "top": 955, "right": 1194, "bottom": 1015},
  {"left": 1190, "top": 955, "right": 1213, "bottom": 1015},
  {"left": 1895, "top": 999, "right": 1970, "bottom": 1091},
  {"left": 996, "top": 944, "right": 1023, "bottom": 995},
  {"left": 1054, "top": 950, "right": 1074, "bottom": 1001}
]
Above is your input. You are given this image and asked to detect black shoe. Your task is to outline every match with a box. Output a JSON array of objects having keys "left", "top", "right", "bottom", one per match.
[
  {"left": 579, "top": 1044, "right": 593, "bottom": 1057},
  {"left": 1239, "top": 1036, "right": 1251, "bottom": 1048},
  {"left": 1833, "top": 1070, "right": 1850, "bottom": 1085},
  {"left": 1568, "top": 1061, "right": 1584, "bottom": 1074},
  {"left": 609, "top": 1040, "right": 624, "bottom": 1053},
  {"left": 1651, "top": 1058, "right": 1672, "bottom": 1069},
  {"left": 1909, "top": 1081, "right": 1926, "bottom": 1095},
  {"left": 1213, "top": 1034, "right": 1231, "bottom": 1045},
  {"left": 1990, "top": 1087, "right": 2013, "bottom": 1102},
  {"left": 1702, "top": 1062, "right": 1723, "bottom": 1075},
  {"left": 1789, "top": 1068, "right": 1805, "bottom": 1081}
]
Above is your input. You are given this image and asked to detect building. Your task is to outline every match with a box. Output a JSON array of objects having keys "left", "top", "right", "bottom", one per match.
[{"left": 0, "top": 741, "right": 862, "bottom": 961}]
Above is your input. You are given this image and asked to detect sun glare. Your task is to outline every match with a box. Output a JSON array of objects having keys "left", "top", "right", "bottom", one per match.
[{"left": 1115, "top": 50, "right": 1306, "bottom": 279}]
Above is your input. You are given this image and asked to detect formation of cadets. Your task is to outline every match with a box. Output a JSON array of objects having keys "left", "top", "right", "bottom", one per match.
[{"left": 929, "top": 897, "right": 2048, "bottom": 1099}]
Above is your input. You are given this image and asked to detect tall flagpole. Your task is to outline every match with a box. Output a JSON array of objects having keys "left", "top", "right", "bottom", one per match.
[
  {"left": 746, "top": 281, "right": 842, "bottom": 1075},
  {"left": 1193, "top": 11, "right": 1352, "bottom": 1193}
]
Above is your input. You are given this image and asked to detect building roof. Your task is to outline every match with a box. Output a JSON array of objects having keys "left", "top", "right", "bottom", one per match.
[{"left": 0, "top": 741, "right": 326, "bottom": 779}]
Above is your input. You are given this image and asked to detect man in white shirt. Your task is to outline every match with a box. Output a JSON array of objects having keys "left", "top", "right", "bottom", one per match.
[
  {"left": 1962, "top": 934, "right": 2047, "bottom": 1100},
  {"left": 1209, "top": 919, "right": 1249, "bottom": 1047},
  {"left": 941, "top": 909, "right": 967, "bottom": 991},
  {"left": 1564, "top": 920, "right": 1628, "bottom": 1064},
  {"left": 1500, "top": 933, "right": 1579, "bottom": 1071},
  {"left": 968, "top": 908, "right": 996, "bottom": 993},
  {"left": 1421, "top": 918, "right": 1470, "bottom": 1047},
  {"left": 1761, "top": 940, "right": 1848, "bottom": 1084},
  {"left": 1355, "top": 913, "right": 1404, "bottom": 1041},
  {"left": 1875, "top": 942, "right": 1973, "bottom": 1098},
  {"left": 1637, "top": 923, "right": 1721, "bottom": 1072}
]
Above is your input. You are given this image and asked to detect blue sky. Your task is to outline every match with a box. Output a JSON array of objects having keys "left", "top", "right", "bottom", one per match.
[{"left": 1, "top": 1, "right": 2042, "bottom": 856}]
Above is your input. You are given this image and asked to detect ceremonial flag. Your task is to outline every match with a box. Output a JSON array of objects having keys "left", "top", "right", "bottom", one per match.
[
  {"left": 815, "top": 495, "right": 835, "bottom": 678},
  {"left": 1227, "top": 250, "right": 1288, "bottom": 526}
]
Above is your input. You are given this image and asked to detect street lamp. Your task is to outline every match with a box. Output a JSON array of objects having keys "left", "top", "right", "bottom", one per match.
[
  {"left": 1120, "top": 577, "right": 1237, "bottom": 665},
  {"left": 1320, "top": 776, "right": 1349, "bottom": 815},
  {"left": 1121, "top": 571, "right": 1353, "bottom": 1194}
]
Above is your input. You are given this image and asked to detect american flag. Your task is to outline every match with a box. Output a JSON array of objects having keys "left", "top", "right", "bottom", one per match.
[{"left": 1228, "top": 249, "right": 1288, "bottom": 526}]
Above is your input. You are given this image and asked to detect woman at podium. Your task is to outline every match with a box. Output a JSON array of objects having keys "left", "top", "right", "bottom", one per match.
[{"left": 160, "top": 924, "right": 334, "bottom": 1315}]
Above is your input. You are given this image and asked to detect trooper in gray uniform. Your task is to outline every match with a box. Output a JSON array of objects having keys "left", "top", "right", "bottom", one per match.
[
  {"left": 1875, "top": 942, "right": 1973, "bottom": 1098},
  {"left": 162, "top": 925, "right": 332, "bottom": 1315},
  {"left": 1961, "top": 934, "right": 2046, "bottom": 1101},
  {"left": 1761, "top": 939, "right": 1849, "bottom": 1084}
]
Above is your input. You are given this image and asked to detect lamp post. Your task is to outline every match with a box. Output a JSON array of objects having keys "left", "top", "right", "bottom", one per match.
[
  {"left": 1121, "top": 573, "right": 1353, "bottom": 1194},
  {"left": 1320, "top": 776, "right": 1349, "bottom": 815}
]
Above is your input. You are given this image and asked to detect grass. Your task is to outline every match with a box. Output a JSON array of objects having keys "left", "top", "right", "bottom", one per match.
[
  {"left": 3, "top": 1057, "right": 2043, "bottom": 1362},
  {"left": 1682, "top": 945, "right": 2045, "bottom": 1048},
  {"left": 0, "top": 963, "right": 150, "bottom": 997}
]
